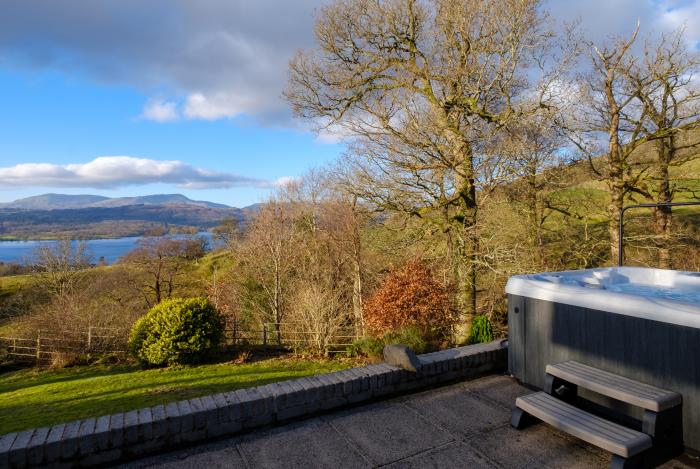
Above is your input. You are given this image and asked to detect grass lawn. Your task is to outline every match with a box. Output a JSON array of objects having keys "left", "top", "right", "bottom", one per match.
[{"left": 0, "top": 357, "right": 356, "bottom": 434}]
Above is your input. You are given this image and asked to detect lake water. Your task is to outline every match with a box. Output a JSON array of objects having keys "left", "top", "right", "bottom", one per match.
[{"left": 0, "top": 233, "right": 216, "bottom": 265}]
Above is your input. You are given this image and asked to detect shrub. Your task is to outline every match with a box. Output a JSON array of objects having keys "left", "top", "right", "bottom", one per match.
[
  {"left": 467, "top": 314, "right": 494, "bottom": 344},
  {"left": 363, "top": 259, "right": 455, "bottom": 342},
  {"left": 348, "top": 336, "right": 385, "bottom": 358},
  {"left": 128, "top": 297, "right": 225, "bottom": 366},
  {"left": 349, "top": 326, "right": 428, "bottom": 358},
  {"left": 384, "top": 327, "right": 428, "bottom": 354}
]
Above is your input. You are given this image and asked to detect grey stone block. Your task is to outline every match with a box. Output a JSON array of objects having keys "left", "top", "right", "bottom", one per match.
[
  {"left": 137, "top": 407, "right": 153, "bottom": 441},
  {"left": 150, "top": 405, "right": 167, "bottom": 439},
  {"left": 206, "top": 393, "right": 241, "bottom": 438},
  {"left": 8, "top": 429, "right": 33, "bottom": 468},
  {"left": 283, "top": 380, "right": 305, "bottom": 408},
  {"left": 308, "top": 377, "right": 330, "bottom": 412},
  {"left": 61, "top": 420, "right": 81, "bottom": 460},
  {"left": 164, "top": 402, "right": 181, "bottom": 438},
  {"left": 277, "top": 381, "right": 297, "bottom": 409},
  {"left": 211, "top": 393, "right": 230, "bottom": 422},
  {"left": 346, "top": 369, "right": 364, "bottom": 394},
  {"left": 240, "top": 388, "right": 274, "bottom": 428},
  {"left": 177, "top": 400, "right": 194, "bottom": 435},
  {"left": 124, "top": 410, "right": 139, "bottom": 444},
  {"left": 108, "top": 413, "right": 125, "bottom": 449},
  {"left": 26, "top": 426, "right": 50, "bottom": 467},
  {"left": 43, "top": 424, "right": 65, "bottom": 464},
  {"left": 0, "top": 432, "right": 17, "bottom": 468},
  {"left": 199, "top": 395, "right": 220, "bottom": 434},
  {"left": 178, "top": 398, "right": 207, "bottom": 444},
  {"left": 337, "top": 371, "right": 356, "bottom": 396},
  {"left": 221, "top": 393, "right": 243, "bottom": 424},
  {"left": 188, "top": 397, "right": 207, "bottom": 430},
  {"left": 94, "top": 415, "right": 111, "bottom": 451},
  {"left": 77, "top": 418, "right": 97, "bottom": 456},
  {"left": 384, "top": 344, "right": 422, "bottom": 372}
]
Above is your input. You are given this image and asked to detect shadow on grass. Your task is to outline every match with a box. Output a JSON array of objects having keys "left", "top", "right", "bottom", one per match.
[
  {"left": 0, "top": 364, "right": 139, "bottom": 394},
  {"left": 0, "top": 362, "right": 350, "bottom": 434}
]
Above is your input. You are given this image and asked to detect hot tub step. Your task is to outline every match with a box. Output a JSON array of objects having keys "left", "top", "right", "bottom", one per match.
[
  {"left": 546, "top": 361, "right": 681, "bottom": 412},
  {"left": 513, "top": 392, "right": 652, "bottom": 459}
]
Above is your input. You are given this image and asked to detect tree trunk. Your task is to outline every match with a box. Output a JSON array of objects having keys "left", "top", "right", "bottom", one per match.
[
  {"left": 351, "top": 199, "right": 365, "bottom": 336},
  {"left": 653, "top": 137, "right": 673, "bottom": 269},
  {"left": 526, "top": 163, "right": 543, "bottom": 268},
  {"left": 455, "top": 156, "right": 478, "bottom": 343},
  {"left": 605, "top": 74, "right": 625, "bottom": 265},
  {"left": 609, "top": 189, "right": 623, "bottom": 265},
  {"left": 273, "top": 254, "right": 282, "bottom": 345}
]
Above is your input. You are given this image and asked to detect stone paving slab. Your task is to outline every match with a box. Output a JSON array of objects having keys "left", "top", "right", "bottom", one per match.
[
  {"left": 384, "top": 441, "right": 496, "bottom": 469},
  {"left": 404, "top": 386, "right": 507, "bottom": 438},
  {"left": 237, "top": 418, "right": 368, "bottom": 469},
  {"left": 326, "top": 402, "right": 452, "bottom": 466},
  {"left": 119, "top": 374, "right": 700, "bottom": 469}
]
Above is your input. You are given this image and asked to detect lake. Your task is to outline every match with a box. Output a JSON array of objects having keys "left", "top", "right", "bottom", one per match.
[{"left": 0, "top": 233, "right": 217, "bottom": 265}]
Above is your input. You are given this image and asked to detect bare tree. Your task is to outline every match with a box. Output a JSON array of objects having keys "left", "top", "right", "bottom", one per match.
[
  {"left": 565, "top": 24, "right": 654, "bottom": 263},
  {"left": 286, "top": 0, "right": 560, "bottom": 337},
  {"left": 211, "top": 217, "right": 243, "bottom": 247},
  {"left": 120, "top": 237, "right": 206, "bottom": 307},
  {"left": 32, "top": 238, "right": 92, "bottom": 298},
  {"left": 238, "top": 200, "right": 298, "bottom": 344},
  {"left": 501, "top": 118, "right": 571, "bottom": 268},
  {"left": 627, "top": 29, "right": 700, "bottom": 267}
]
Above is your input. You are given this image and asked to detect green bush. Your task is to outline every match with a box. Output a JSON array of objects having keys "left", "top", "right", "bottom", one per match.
[
  {"left": 128, "top": 297, "right": 225, "bottom": 366},
  {"left": 348, "top": 336, "right": 384, "bottom": 358},
  {"left": 349, "top": 327, "right": 428, "bottom": 358},
  {"left": 467, "top": 314, "right": 494, "bottom": 344},
  {"left": 383, "top": 327, "right": 428, "bottom": 354}
]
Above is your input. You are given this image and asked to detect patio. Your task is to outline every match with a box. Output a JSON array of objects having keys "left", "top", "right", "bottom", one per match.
[{"left": 121, "top": 374, "right": 699, "bottom": 468}]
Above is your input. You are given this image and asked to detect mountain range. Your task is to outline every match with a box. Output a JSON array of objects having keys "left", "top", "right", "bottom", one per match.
[
  {"left": 0, "top": 193, "right": 231, "bottom": 210},
  {"left": 0, "top": 194, "right": 255, "bottom": 240}
]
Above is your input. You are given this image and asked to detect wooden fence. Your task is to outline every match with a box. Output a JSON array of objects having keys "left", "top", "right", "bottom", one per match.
[{"left": 0, "top": 321, "right": 360, "bottom": 364}]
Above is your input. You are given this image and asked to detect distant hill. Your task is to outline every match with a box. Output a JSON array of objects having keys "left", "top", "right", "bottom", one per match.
[
  {"left": 0, "top": 194, "right": 111, "bottom": 210},
  {"left": 0, "top": 204, "right": 245, "bottom": 240},
  {"left": 0, "top": 193, "right": 230, "bottom": 210}
]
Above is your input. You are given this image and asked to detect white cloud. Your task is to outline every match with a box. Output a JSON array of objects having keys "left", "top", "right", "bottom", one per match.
[
  {"left": 141, "top": 98, "right": 179, "bottom": 122},
  {"left": 0, "top": 156, "right": 266, "bottom": 189},
  {"left": 273, "top": 176, "right": 302, "bottom": 188},
  {"left": 0, "top": 0, "right": 324, "bottom": 125},
  {"left": 183, "top": 92, "right": 258, "bottom": 121},
  {"left": 315, "top": 123, "right": 356, "bottom": 144}
]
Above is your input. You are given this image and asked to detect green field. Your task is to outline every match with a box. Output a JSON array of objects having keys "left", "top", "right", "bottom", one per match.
[{"left": 0, "top": 357, "right": 355, "bottom": 434}]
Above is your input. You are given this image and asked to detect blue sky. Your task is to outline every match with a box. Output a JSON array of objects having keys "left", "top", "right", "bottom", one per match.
[{"left": 0, "top": 0, "right": 698, "bottom": 207}]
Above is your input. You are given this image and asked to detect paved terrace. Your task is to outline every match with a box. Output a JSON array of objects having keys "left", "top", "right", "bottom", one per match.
[{"left": 122, "top": 374, "right": 699, "bottom": 468}]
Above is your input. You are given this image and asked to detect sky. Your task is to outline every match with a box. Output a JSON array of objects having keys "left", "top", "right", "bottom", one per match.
[{"left": 0, "top": 0, "right": 698, "bottom": 207}]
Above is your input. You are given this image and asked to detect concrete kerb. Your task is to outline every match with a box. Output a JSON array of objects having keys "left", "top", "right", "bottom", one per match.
[{"left": 0, "top": 339, "right": 507, "bottom": 468}]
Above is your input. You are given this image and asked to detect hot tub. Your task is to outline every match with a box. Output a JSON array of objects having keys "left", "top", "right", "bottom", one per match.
[{"left": 506, "top": 267, "right": 700, "bottom": 451}]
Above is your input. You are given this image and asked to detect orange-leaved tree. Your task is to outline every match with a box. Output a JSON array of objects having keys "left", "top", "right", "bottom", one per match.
[{"left": 363, "top": 259, "right": 455, "bottom": 343}]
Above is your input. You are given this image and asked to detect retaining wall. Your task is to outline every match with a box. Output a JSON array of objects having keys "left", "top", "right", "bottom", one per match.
[{"left": 0, "top": 340, "right": 507, "bottom": 468}]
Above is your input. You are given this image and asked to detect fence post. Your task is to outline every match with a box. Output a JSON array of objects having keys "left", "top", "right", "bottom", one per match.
[
  {"left": 87, "top": 327, "right": 92, "bottom": 351},
  {"left": 233, "top": 320, "right": 237, "bottom": 346},
  {"left": 36, "top": 330, "right": 41, "bottom": 364},
  {"left": 263, "top": 324, "right": 268, "bottom": 347}
]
